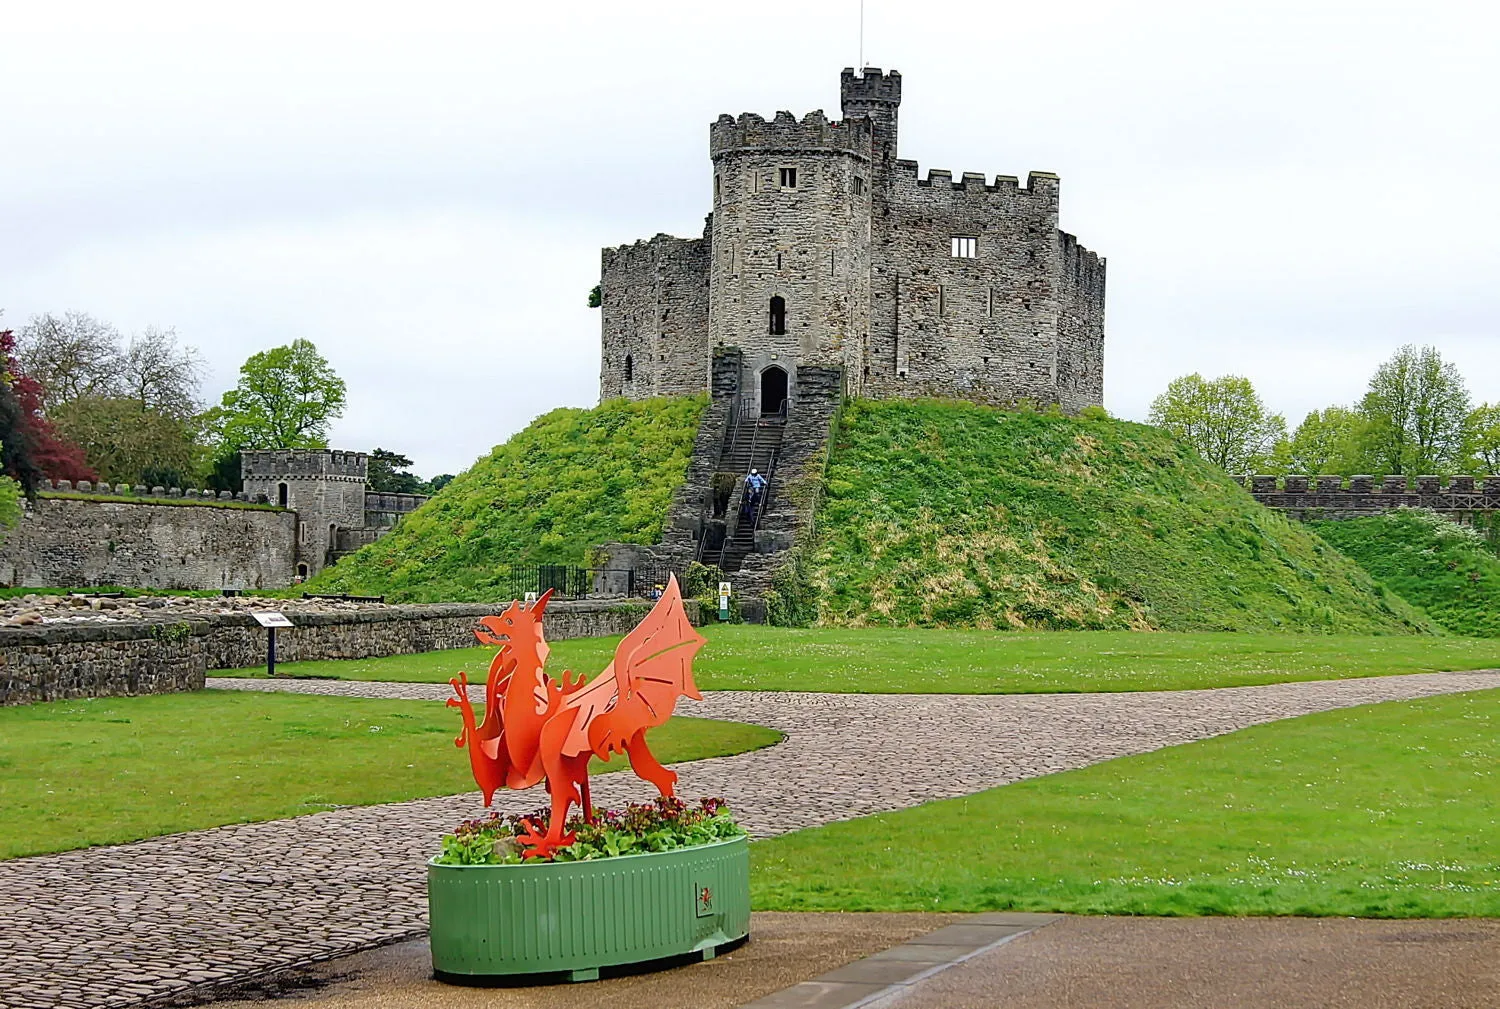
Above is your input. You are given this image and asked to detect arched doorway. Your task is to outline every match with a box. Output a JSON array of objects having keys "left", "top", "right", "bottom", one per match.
[{"left": 760, "top": 366, "right": 788, "bottom": 415}]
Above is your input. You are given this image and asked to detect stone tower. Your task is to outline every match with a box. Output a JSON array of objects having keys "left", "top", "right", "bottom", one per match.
[
  {"left": 240, "top": 450, "right": 368, "bottom": 579},
  {"left": 599, "top": 68, "right": 1105, "bottom": 414}
]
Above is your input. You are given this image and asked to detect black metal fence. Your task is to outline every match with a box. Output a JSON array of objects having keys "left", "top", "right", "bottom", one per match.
[{"left": 483, "top": 565, "right": 683, "bottom": 602}]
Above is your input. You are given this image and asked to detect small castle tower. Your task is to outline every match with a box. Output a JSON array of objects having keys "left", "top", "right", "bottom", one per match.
[{"left": 241, "top": 450, "right": 368, "bottom": 579}]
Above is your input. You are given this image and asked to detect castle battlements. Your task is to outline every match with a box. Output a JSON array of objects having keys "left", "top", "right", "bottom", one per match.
[
  {"left": 241, "top": 449, "right": 367, "bottom": 481},
  {"left": 600, "top": 69, "right": 1106, "bottom": 413},
  {"left": 839, "top": 67, "right": 902, "bottom": 105},
  {"left": 709, "top": 110, "right": 873, "bottom": 159}
]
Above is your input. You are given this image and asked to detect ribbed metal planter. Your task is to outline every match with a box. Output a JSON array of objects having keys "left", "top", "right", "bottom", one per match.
[{"left": 427, "top": 835, "right": 750, "bottom": 983}]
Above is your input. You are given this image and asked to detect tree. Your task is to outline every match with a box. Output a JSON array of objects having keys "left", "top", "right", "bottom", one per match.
[
  {"left": 49, "top": 396, "right": 200, "bottom": 485},
  {"left": 120, "top": 326, "right": 203, "bottom": 419},
  {"left": 0, "top": 327, "right": 94, "bottom": 491},
  {"left": 204, "top": 339, "right": 347, "bottom": 454},
  {"left": 1467, "top": 403, "right": 1500, "bottom": 474},
  {"left": 427, "top": 473, "right": 456, "bottom": 493},
  {"left": 1148, "top": 373, "right": 1286, "bottom": 473},
  {"left": 366, "top": 448, "right": 424, "bottom": 494},
  {"left": 1358, "top": 344, "right": 1471, "bottom": 474},
  {"left": 14, "top": 312, "right": 123, "bottom": 409},
  {"left": 588, "top": 284, "right": 602, "bottom": 308},
  {"left": 1280, "top": 406, "right": 1369, "bottom": 475}
]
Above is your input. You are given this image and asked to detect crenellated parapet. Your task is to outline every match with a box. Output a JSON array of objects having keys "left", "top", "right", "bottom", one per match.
[
  {"left": 1242, "top": 474, "right": 1500, "bottom": 518},
  {"left": 710, "top": 110, "right": 874, "bottom": 160},
  {"left": 241, "top": 449, "right": 367, "bottom": 482}
]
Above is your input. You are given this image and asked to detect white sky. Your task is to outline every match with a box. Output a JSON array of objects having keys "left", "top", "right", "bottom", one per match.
[{"left": 3, "top": 0, "right": 1497, "bottom": 477}]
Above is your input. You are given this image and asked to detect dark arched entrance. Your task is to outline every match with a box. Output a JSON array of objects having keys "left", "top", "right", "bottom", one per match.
[{"left": 761, "top": 366, "right": 788, "bottom": 415}]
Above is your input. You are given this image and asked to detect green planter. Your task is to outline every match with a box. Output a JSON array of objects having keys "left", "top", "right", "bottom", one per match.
[{"left": 427, "top": 835, "right": 750, "bottom": 983}]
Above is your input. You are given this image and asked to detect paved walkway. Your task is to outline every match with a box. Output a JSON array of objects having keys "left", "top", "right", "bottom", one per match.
[{"left": 2, "top": 670, "right": 1496, "bottom": 1009}]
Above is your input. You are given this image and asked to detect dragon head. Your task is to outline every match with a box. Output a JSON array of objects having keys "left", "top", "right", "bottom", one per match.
[{"left": 474, "top": 589, "right": 553, "bottom": 668}]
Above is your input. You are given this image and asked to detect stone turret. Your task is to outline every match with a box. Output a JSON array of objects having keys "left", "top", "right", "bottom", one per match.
[{"left": 241, "top": 450, "right": 368, "bottom": 579}]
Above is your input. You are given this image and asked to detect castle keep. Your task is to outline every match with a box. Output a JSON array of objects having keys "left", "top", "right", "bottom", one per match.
[{"left": 599, "top": 68, "right": 1106, "bottom": 413}]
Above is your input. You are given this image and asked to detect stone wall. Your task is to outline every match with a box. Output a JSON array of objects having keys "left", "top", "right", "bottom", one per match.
[
  {"left": 867, "top": 165, "right": 1070, "bottom": 406},
  {"left": 242, "top": 450, "right": 368, "bottom": 577},
  {"left": 1243, "top": 474, "right": 1500, "bottom": 519},
  {"left": 0, "top": 599, "right": 700, "bottom": 706},
  {"left": 0, "top": 497, "right": 298, "bottom": 592},
  {"left": 599, "top": 232, "right": 711, "bottom": 400}
]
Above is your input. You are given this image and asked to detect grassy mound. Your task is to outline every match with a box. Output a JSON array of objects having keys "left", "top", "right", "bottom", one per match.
[
  {"left": 309, "top": 396, "right": 705, "bottom": 602},
  {"left": 790, "top": 399, "right": 1433, "bottom": 633},
  {"left": 1308, "top": 510, "right": 1500, "bottom": 637}
]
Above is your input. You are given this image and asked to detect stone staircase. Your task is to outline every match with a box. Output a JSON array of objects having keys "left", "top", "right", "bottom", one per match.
[
  {"left": 699, "top": 413, "right": 786, "bottom": 572},
  {"left": 593, "top": 349, "right": 842, "bottom": 621}
]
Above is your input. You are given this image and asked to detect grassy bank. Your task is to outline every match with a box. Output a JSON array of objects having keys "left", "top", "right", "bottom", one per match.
[
  {"left": 1309, "top": 509, "right": 1500, "bottom": 638},
  {"left": 788, "top": 400, "right": 1432, "bottom": 633},
  {"left": 213, "top": 626, "right": 1500, "bottom": 694},
  {"left": 306, "top": 395, "right": 705, "bottom": 602},
  {"left": 0, "top": 690, "right": 780, "bottom": 859},
  {"left": 751, "top": 688, "right": 1500, "bottom": 917}
]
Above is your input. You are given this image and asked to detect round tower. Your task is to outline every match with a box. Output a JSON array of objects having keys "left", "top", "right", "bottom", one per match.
[{"left": 707, "top": 109, "right": 874, "bottom": 409}]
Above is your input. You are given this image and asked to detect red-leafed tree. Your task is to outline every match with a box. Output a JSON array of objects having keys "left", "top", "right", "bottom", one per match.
[{"left": 1, "top": 328, "right": 95, "bottom": 495}]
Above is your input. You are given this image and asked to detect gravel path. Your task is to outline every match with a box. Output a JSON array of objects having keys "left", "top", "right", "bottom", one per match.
[{"left": 3, "top": 670, "right": 1497, "bottom": 1009}]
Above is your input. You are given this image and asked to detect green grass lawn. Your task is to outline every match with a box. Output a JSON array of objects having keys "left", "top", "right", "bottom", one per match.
[
  {"left": 0, "top": 690, "right": 780, "bottom": 860},
  {"left": 751, "top": 688, "right": 1500, "bottom": 917},
  {"left": 213, "top": 626, "right": 1500, "bottom": 694}
]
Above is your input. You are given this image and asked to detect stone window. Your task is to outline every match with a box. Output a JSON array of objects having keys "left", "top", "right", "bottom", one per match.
[
  {"left": 951, "top": 236, "right": 978, "bottom": 258},
  {"left": 278, "top": 482, "right": 289, "bottom": 508},
  {"left": 853, "top": 176, "right": 866, "bottom": 195},
  {"left": 779, "top": 167, "right": 798, "bottom": 190},
  {"left": 938, "top": 285, "right": 946, "bottom": 317},
  {"left": 714, "top": 175, "right": 722, "bottom": 202},
  {"left": 751, "top": 171, "right": 760, "bottom": 193},
  {"left": 624, "top": 354, "right": 634, "bottom": 382},
  {"left": 987, "top": 288, "right": 995, "bottom": 316},
  {"left": 769, "top": 296, "right": 787, "bottom": 335}
]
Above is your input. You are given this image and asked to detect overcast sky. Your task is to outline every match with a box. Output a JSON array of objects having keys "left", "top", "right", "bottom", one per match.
[{"left": 4, "top": 0, "right": 1497, "bottom": 477}]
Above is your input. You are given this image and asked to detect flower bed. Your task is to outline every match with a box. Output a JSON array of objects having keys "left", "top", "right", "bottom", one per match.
[
  {"left": 428, "top": 799, "right": 751, "bottom": 982},
  {"left": 435, "top": 796, "right": 744, "bottom": 865}
]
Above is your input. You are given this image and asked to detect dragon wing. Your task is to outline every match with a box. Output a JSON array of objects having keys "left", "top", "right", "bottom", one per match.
[{"left": 581, "top": 576, "right": 707, "bottom": 758}]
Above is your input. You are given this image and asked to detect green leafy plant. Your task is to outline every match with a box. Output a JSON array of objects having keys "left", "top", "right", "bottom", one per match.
[{"left": 434, "top": 797, "right": 744, "bottom": 865}]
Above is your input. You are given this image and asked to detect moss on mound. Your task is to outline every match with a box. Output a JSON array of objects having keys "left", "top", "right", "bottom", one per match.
[
  {"left": 792, "top": 399, "right": 1433, "bottom": 633},
  {"left": 1308, "top": 509, "right": 1500, "bottom": 638},
  {"left": 309, "top": 396, "right": 705, "bottom": 602}
]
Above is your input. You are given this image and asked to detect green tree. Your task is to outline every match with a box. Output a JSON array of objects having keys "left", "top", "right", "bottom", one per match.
[
  {"left": 426, "top": 473, "right": 456, "bottom": 493},
  {"left": 1358, "top": 344, "right": 1471, "bottom": 475},
  {"left": 1148, "top": 373, "right": 1286, "bottom": 473},
  {"left": 366, "top": 448, "right": 424, "bottom": 494},
  {"left": 1280, "top": 406, "right": 1369, "bottom": 475},
  {"left": 1466, "top": 403, "right": 1500, "bottom": 474},
  {"left": 49, "top": 396, "right": 201, "bottom": 485},
  {"left": 203, "top": 339, "right": 347, "bottom": 455}
]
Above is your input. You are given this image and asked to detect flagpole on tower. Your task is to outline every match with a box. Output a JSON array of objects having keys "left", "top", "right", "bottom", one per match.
[{"left": 859, "top": 0, "right": 865, "bottom": 69}]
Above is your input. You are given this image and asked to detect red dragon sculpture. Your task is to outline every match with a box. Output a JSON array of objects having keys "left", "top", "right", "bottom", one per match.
[{"left": 446, "top": 574, "right": 707, "bottom": 858}]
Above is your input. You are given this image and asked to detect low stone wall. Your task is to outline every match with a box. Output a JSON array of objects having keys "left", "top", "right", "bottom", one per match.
[{"left": 0, "top": 599, "right": 698, "bottom": 706}]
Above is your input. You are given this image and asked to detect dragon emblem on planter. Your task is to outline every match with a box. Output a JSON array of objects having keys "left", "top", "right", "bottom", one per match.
[{"left": 446, "top": 574, "right": 707, "bottom": 858}]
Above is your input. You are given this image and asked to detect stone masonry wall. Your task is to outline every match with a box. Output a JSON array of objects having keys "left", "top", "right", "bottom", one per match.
[
  {"left": 867, "top": 165, "right": 1070, "bottom": 406},
  {"left": 708, "top": 111, "right": 874, "bottom": 391},
  {"left": 0, "top": 599, "right": 700, "bottom": 706},
  {"left": 599, "top": 232, "right": 711, "bottom": 400},
  {"left": 1056, "top": 230, "right": 1107, "bottom": 412},
  {"left": 0, "top": 498, "right": 297, "bottom": 591},
  {"left": 1244, "top": 474, "right": 1500, "bottom": 519}
]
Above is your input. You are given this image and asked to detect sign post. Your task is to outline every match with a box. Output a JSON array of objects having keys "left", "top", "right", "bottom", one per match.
[
  {"left": 252, "top": 612, "right": 294, "bottom": 677},
  {"left": 717, "top": 582, "right": 732, "bottom": 622}
]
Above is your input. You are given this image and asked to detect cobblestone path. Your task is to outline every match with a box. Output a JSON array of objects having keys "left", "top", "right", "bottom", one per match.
[{"left": 3, "top": 670, "right": 1496, "bottom": 1009}]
